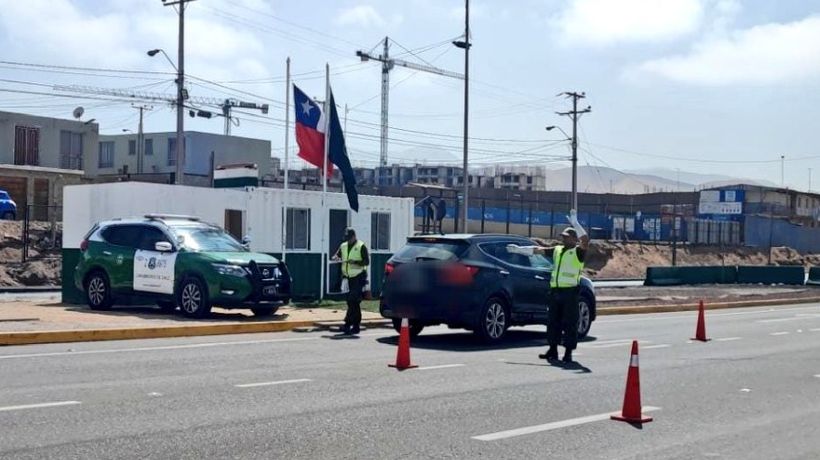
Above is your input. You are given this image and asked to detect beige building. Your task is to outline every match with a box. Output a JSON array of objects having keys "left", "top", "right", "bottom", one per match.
[{"left": 0, "top": 110, "right": 98, "bottom": 171}]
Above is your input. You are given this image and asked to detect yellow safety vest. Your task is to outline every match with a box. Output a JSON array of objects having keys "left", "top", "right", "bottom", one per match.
[
  {"left": 341, "top": 240, "right": 366, "bottom": 278},
  {"left": 551, "top": 245, "right": 584, "bottom": 288}
]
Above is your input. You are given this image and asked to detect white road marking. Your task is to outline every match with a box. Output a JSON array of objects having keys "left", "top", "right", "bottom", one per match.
[
  {"left": 756, "top": 317, "right": 804, "bottom": 324},
  {"left": 642, "top": 344, "right": 671, "bottom": 350},
  {"left": 588, "top": 340, "right": 651, "bottom": 349},
  {"left": 148, "top": 392, "right": 163, "bottom": 397},
  {"left": 715, "top": 337, "right": 742, "bottom": 342},
  {"left": 472, "top": 406, "right": 662, "bottom": 441},
  {"left": 584, "top": 339, "right": 635, "bottom": 346},
  {"left": 810, "top": 328, "right": 820, "bottom": 332},
  {"left": 598, "top": 305, "right": 820, "bottom": 324},
  {"left": 0, "top": 401, "right": 81, "bottom": 413},
  {"left": 814, "top": 375, "right": 820, "bottom": 379},
  {"left": 0, "top": 331, "right": 395, "bottom": 361},
  {"left": 740, "top": 388, "right": 752, "bottom": 393},
  {"left": 415, "top": 364, "right": 466, "bottom": 371},
  {"left": 770, "top": 331, "right": 790, "bottom": 336},
  {"left": 234, "top": 378, "right": 312, "bottom": 388}
]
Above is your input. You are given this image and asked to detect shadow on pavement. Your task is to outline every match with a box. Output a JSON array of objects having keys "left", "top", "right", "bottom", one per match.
[
  {"left": 377, "top": 329, "right": 548, "bottom": 351},
  {"left": 59, "top": 305, "right": 291, "bottom": 323}
]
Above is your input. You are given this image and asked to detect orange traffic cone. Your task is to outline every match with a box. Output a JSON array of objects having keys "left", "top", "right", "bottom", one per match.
[
  {"left": 692, "top": 300, "right": 710, "bottom": 342},
  {"left": 389, "top": 318, "right": 418, "bottom": 370},
  {"left": 611, "top": 340, "right": 653, "bottom": 424}
]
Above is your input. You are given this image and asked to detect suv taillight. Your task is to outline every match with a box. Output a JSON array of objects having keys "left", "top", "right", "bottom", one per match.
[
  {"left": 384, "top": 262, "right": 395, "bottom": 277},
  {"left": 80, "top": 240, "right": 89, "bottom": 252}
]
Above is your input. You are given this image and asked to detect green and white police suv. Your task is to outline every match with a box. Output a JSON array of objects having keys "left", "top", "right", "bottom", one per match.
[{"left": 74, "top": 215, "right": 292, "bottom": 318}]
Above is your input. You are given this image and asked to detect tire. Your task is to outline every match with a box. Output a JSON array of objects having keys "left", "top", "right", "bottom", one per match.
[
  {"left": 251, "top": 306, "right": 279, "bottom": 317},
  {"left": 157, "top": 300, "right": 177, "bottom": 313},
  {"left": 577, "top": 295, "right": 593, "bottom": 339},
  {"left": 85, "top": 271, "right": 113, "bottom": 311},
  {"left": 391, "top": 318, "right": 424, "bottom": 337},
  {"left": 474, "top": 296, "right": 509, "bottom": 342},
  {"left": 177, "top": 276, "right": 211, "bottom": 318},
  {"left": 2, "top": 212, "right": 14, "bottom": 221}
]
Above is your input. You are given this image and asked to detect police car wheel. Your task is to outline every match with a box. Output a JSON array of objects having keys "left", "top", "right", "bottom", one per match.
[
  {"left": 475, "top": 297, "right": 508, "bottom": 342},
  {"left": 178, "top": 277, "right": 211, "bottom": 318},
  {"left": 251, "top": 306, "right": 279, "bottom": 317},
  {"left": 577, "top": 296, "right": 592, "bottom": 339},
  {"left": 391, "top": 318, "right": 424, "bottom": 337},
  {"left": 85, "top": 271, "right": 113, "bottom": 311}
]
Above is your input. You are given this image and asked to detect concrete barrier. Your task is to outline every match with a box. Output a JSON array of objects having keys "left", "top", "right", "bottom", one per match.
[
  {"left": 736, "top": 265, "right": 805, "bottom": 285},
  {"left": 645, "top": 266, "right": 737, "bottom": 286},
  {"left": 807, "top": 267, "right": 820, "bottom": 285}
]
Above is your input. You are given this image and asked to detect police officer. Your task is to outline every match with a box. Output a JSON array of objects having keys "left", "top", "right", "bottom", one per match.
[
  {"left": 508, "top": 210, "right": 589, "bottom": 363},
  {"left": 333, "top": 228, "right": 370, "bottom": 335}
]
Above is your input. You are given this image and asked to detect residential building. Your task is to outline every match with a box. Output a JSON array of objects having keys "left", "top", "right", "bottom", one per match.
[
  {"left": 95, "top": 131, "right": 272, "bottom": 179},
  {"left": 0, "top": 110, "right": 98, "bottom": 171}
]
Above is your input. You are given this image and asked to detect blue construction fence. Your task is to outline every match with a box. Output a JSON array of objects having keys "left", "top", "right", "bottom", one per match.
[{"left": 415, "top": 205, "right": 688, "bottom": 241}]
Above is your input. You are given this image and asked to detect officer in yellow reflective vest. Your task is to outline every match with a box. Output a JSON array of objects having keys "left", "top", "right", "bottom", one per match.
[
  {"left": 507, "top": 210, "right": 589, "bottom": 363},
  {"left": 333, "top": 228, "right": 370, "bottom": 335}
]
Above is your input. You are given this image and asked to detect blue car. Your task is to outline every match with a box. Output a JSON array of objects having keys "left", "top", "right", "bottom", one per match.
[
  {"left": 380, "top": 234, "right": 597, "bottom": 342},
  {"left": 0, "top": 190, "right": 16, "bottom": 220}
]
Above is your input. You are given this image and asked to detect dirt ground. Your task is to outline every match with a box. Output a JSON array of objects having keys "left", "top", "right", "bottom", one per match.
[
  {"left": 2, "top": 219, "right": 820, "bottom": 286},
  {"left": 0, "top": 221, "right": 61, "bottom": 287}
]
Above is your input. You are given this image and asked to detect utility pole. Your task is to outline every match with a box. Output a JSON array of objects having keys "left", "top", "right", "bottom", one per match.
[
  {"left": 557, "top": 92, "right": 591, "bottom": 210},
  {"left": 132, "top": 104, "right": 153, "bottom": 174},
  {"left": 780, "top": 154, "right": 785, "bottom": 187},
  {"left": 163, "top": 0, "right": 195, "bottom": 185},
  {"left": 457, "top": 0, "right": 471, "bottom": 231},
  {"left": 809, "top": 168, "right": 813, "bottom": 193}
]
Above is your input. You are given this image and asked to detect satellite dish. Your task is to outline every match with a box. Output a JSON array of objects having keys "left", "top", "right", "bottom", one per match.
[{"left": 72, "top": 107, "right": 84, "bottom": 120}]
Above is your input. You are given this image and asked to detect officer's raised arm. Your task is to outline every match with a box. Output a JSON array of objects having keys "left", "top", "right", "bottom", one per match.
[{"left": 567, "top": 209, "right": 590, "bottom": 250}]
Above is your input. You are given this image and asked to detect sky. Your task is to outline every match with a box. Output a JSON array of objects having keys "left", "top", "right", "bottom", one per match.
[{"left": 1, "top": 0, "right": 820, "bottom": 190}]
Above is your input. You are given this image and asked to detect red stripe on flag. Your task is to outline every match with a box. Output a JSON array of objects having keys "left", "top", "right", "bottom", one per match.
[{"left": 295, "top": 123, "right": 334, "bottom": 177}]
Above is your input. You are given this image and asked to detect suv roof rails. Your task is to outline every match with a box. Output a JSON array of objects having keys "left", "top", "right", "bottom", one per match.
[{"left": 144, "top": 214, "right": 200, "bottom": 222}]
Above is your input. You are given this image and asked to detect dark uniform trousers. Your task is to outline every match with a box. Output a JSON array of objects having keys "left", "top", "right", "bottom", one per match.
[
  {"left": 344, "top": 272, "right": 367, "bottom": 330},
  {"left": 547, "top": 287, "right": 580, "bottom": 350}
]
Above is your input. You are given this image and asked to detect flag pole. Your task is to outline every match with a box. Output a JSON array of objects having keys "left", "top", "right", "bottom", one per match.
[
  {"left": 282, "top": 56, "right": 291, "bottom": 263},
  {"left": 319, "top": 62, "right": 330, "bottom": 301}
]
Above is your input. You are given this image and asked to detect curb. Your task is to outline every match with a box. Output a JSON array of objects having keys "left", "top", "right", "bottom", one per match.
[
  {"left": 597, "top": 296, "right": 820, "bottom": 316},
  {"left": 3, "top": 297, "right": 819, "bottom": 346},
  {"left": 0, "top": 320, "right": 318, "bottom": 346}
]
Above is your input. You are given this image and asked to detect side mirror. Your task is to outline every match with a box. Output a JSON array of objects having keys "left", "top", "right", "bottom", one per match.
[
  {"left": 155, "top": 241, "right": 173, "bottom": 252},
  {"left": 242, "top": 235, "right": 252, "bottom": 246}
]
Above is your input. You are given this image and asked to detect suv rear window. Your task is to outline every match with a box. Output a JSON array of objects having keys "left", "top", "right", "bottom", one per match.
[{"left": 394, "top": 240, "right": 468, "bottom": 262}]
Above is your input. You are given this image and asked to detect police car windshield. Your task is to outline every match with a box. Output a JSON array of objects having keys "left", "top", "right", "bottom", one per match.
[{"left": 172, "top": 225, "right": 245, "bottom": 252}]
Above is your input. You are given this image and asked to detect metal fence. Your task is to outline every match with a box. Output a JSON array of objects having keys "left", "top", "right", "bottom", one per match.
[{"left": 22, "top": 205, "right": 62, "bottom": 262}]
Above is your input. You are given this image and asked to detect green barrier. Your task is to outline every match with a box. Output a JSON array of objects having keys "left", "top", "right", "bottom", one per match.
[
  {"left": 645, "top": 266, "right": 737, "bottom": 286},
  {"left": 807, "top": 267, "right": 820, "bottom": 285},
  {"left": 736, "top": 266, "right": 805, "bottom": 285},
  {"left": 61, "top": 249, "right": 84, "bottom": 304}
]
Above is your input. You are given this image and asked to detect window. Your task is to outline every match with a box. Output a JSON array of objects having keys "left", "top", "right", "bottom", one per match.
[
  {"left": 144, "top": 138, "right": 154, "bottom": 156},
  {"left": 527, "top": 176, "right": 533, "bottom": 184},
  {"left": 167, "top": 137, "right": 176, "bottom": 166},
  {"left": 59, "top": 130, "right": 83, "bottom": 170},
  {"left": 98, "top": 141, "right": 114, "bottom": 168},
  {"left": 129, "top": 139, "right": 137, "bottom": 156},
  {"left": 371, "top": 212, "right": 391, "bottom": 250},
  {"left": 481, "top": 242, "right": 531, "bottom": 267},
  {"left": 171, "top": 225, "right": 244, "bottom": 252},
  {"left": 137, "top": 226, "right": 172, "bottom": 251},
  {"left": 286, "top": 208, "right": 311, "bottom": 250},
  {"left": 101, "top": 225, "right": 143, "bottom": 248},
  {"left": 392, "top": 240, "right": 468, "bottom": 262},
  {"left": 224, "top": 209, "right": 244, "bottom": 241},
  {"left": 14, "top": 126, "right": 39, "bottom": 166}
]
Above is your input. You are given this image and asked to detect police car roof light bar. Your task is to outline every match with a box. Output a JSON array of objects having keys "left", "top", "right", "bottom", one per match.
[{"left": 144, "top": 214, "right": 200, "bottom": 222}]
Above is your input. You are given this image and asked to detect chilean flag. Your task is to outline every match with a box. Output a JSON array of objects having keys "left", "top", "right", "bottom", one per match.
[{"left": 293, "top": 84, "right": 359, "bottom": 212}]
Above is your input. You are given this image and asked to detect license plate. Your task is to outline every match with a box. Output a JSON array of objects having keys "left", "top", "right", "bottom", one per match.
[{"left": 263, "top": 286, "right": 277, "bottom": 296}]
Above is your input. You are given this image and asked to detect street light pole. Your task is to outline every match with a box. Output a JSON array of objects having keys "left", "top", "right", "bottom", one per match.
[
  {"left": 556, "top": 93, "right": 591, "bottom": 211},
  {"left": 162, "top": 0, "right": 194, "bottom": 185},
  {"left": 457, "top": 0, "right": 470, "bottom": 231}
]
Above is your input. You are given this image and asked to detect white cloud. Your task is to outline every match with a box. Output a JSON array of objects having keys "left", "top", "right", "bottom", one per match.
[
  {"left": 633, "top": 15, "right": 820, "bottom": 85},
  {"left": 335, "top": 5, "right": 386, "bottom": 28},
  {"left": 554, "top": 0, "right": 704, "bottom": 46}
]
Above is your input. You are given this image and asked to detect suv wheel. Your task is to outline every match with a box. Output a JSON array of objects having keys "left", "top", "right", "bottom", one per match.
[
  {"left": 85, "top": 271, "right": 113, "bottom": 311},
  {"left": 391, "top": 318, "right": 425, "bottom": 337},
  {"left": 475, "top": 296, "right": 508, "bottom": 342},
  {"left": 578, "top": 295, "right": 592, "bottom": 339},
  {"left": 178, "top": 277, "right": 211, "bottom": 318},
  {"left": 251, "top": 306, "right": 279, "bottom": 317}
]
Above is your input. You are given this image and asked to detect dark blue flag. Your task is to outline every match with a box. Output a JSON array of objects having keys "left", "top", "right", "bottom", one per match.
[{"left": 328, "top": 90, "right": 359, "bottom": 212}]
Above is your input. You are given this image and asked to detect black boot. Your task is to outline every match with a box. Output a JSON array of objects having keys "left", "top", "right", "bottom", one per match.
[
  {"left": 539, "top": 346, "right": 559, "bottom": 361},
  {"left": 562, "top": 349, "right": 573, "bottom": 363}
]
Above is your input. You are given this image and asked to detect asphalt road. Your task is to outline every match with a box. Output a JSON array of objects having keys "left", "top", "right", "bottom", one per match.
[{"left": 1, "top": 303, "right": 820, "bottom": 459}]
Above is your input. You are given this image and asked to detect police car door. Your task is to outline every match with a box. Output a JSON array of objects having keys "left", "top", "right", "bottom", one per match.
[{"left": 133, "top": 225, "right": 177, "bottom": 295}]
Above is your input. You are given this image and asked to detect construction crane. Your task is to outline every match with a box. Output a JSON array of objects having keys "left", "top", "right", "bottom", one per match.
[
  {"left": 53, "top": 84, "right": 269, "bottom": 136},
  {"left": 356, "top": 37, "right": 464, "bottom": 185}
]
